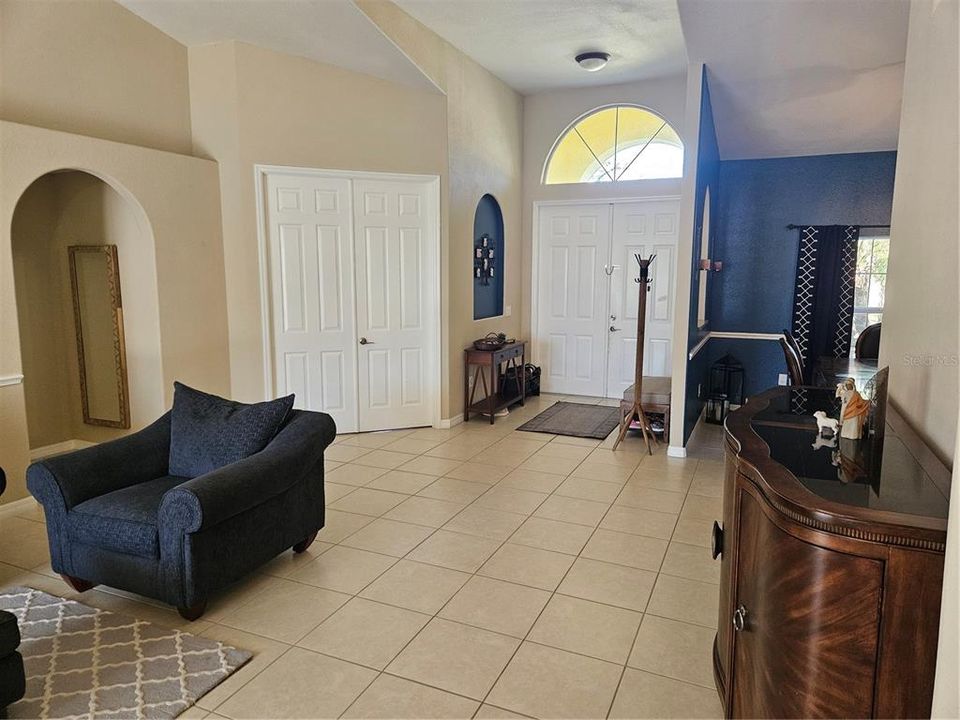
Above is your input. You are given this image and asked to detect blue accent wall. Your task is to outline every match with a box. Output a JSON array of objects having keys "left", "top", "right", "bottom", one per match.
[
  {"left": 704, "top": 151, "right": 897, "bottom": 400},
  {"left": 473, "top": 194, "right": 504, "bottom": 320}
]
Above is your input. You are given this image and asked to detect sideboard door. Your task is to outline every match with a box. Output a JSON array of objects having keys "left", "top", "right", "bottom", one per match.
[{"left": 731, "top": 487, "right": 884, "bottom": 718}]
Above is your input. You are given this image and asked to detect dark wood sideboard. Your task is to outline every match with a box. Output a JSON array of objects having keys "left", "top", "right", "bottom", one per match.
[{"left": 715, "top": 386, "right": 950, "bottom": 718}]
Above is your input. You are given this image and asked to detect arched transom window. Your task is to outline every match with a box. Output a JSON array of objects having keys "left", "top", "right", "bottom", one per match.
[{"left": 543, "top": 105, "right": 683, "bottom": 185}]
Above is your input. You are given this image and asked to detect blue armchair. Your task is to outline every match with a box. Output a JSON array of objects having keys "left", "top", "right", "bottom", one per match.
[{"left": 27, "top": 409, "right": 336, "bottom": 620}]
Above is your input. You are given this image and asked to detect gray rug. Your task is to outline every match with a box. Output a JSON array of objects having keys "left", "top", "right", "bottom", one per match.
[
  {"left": 1, "top": 587, "right": 251, "bottom": 720},
  {"left": 517, "top": 402, "right": 620, "bottom": 439}
]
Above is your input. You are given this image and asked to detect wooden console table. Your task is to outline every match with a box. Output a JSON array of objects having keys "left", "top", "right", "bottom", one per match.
[
  {"left": 463, "top": 341, "right": 526, "bottom": 424},
  {"left": 716, "top": 385, "right": 948, "bottom": 718}
]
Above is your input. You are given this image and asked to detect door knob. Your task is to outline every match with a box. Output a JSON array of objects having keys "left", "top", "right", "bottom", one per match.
[
  {"left": 359, "top": 337, "right": 373, "bottom": 345},
  {"left": 609, "top": 326, "right": 621, "bottom": 332},
  {"left": 733, "top": 605, "right": 748, "bottom": 632}
]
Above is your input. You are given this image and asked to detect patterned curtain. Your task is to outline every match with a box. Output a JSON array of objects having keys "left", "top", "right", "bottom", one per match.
[{"left": 790, "top": 225, "right": 860, "bottom": 381}]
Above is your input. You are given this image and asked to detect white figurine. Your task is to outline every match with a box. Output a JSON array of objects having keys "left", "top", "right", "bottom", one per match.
[
  {"left": 812, "top": 433, "right": 838, "bottom": 451},
  {"left": 813, "top": 410, "right": 839, "bottom": 437}
]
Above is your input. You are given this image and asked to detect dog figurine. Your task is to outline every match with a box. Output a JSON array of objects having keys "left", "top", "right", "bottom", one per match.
[
  {"left": 812, "top": 433, "right": 838, "bottom": 450},
  {"left": 813, "top": 410, "right": 839, "bottom": 438}
]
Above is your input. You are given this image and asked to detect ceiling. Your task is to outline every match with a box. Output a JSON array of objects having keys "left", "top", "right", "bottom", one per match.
[
  {"left": 393, "top": 0, "right": 689, "bottom": 94},
  {"left": 118, "top": 0, "right": 437, "bottom": 91},
  {"left": 679, "top": 0, "right": 910, "bottom": 159}
]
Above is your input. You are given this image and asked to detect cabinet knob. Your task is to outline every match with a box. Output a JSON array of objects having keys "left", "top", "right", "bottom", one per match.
[
  {"left": 733, "top": 605, "right": 748, "bottom": 632},
  {"left": 711, "top": 521, "right": 723, "bottom": 559}
]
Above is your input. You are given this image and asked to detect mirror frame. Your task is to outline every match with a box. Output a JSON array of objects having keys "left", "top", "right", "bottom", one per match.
[{"left": 68, "top": 244, "right": 130, "bottom": 428}]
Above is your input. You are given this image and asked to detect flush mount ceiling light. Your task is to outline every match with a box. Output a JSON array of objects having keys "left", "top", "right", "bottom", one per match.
[{"left": 575, "top": 52, "right": 610, "bottom": 72}]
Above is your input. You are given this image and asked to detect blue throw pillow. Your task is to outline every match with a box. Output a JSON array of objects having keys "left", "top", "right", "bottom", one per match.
[{"left": 169, "top": 382, "right": 295, "bottom": 478}]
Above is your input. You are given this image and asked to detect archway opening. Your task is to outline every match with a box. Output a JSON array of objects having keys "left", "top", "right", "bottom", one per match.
[{"left": 11, "top": 170, "right": 162, "bottom": 452}]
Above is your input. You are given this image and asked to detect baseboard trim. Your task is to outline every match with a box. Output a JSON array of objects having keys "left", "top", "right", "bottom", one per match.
[
  {"left": 437, "top": 414, "right": 464, "bottom": 429},
  {"left": 29, "top": 439, "right": 95, "bottom": 461},
  {"left": 667, "top": 445, "right": 687, "bottom": 458},
  {"left": 0, "top": 496, "right": 39, "bottom": 518}
]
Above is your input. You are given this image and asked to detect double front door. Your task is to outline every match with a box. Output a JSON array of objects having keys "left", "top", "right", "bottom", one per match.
[
  {"left": 536, "top": 199, "right": 679, "bottom": 398},
  {"left": 265, "top": 170, "right": 438, "bottom": 433}
]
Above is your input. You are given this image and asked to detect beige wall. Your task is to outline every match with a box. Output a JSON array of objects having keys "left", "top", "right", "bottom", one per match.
[
  {"left": 189, "top": 41, "right": 450, "bottom": 406},
  {"left": 356, "top": 0, "right": 525, "bottom": 420},
  {"left": 0, "top": 0, "right": 192, "bottom": 155},
  {"left": 0, "top": 121, "right": 230, "bottom": 503},
  {"left": 884, "top": 1, "right": 960, "bottom": 713}
]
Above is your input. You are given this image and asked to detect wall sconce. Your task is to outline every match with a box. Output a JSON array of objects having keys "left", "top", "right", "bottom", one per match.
[
  {"left": 699, "top": 259, "right": 723, "bottom": 272},
  {"left": 474, "top": 234, "right": 496, "bottom": 286}
]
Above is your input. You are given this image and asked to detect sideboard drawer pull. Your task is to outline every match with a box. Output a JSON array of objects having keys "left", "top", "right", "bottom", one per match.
[
  {"left": 733, "top": 605, "right": 748, "bottom": 632},
  {"left": 711, "top": 520, "right": 723, "bottom": 559}
]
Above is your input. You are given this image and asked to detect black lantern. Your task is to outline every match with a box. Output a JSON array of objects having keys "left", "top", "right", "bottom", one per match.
[{"left": 705, "top": 354, "right": 744, "bottom": 424}]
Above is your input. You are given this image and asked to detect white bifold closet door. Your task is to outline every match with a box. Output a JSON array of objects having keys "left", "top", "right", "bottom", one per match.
[
  {"left": 537, "top": 199, "right": 679, "bottom": 398},
  {"left": 266, "top": 172, "right": 436, "bottom": 433}
]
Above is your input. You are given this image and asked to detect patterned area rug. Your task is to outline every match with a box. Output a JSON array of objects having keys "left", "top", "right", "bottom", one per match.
[
  {"left": 1, "top": 587, "right": 251, "bottom": 720},
  {"left": 517, "top": 401, "right": 620, "bottom": 439}
]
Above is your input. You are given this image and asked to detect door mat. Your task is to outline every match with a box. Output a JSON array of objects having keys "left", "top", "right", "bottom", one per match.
[{"left": 517, "top": 402, "right": 620, "bottom": 440}]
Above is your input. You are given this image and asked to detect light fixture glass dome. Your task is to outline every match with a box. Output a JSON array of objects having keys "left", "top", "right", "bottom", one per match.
[{"left": 575, "top": 52, "right": 610, "bottom": 72}]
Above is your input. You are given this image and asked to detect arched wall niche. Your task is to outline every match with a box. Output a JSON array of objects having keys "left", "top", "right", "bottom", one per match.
[
  {"left": 473, "top": 193, "right": 505, "bottom": 320},
  {"left": 10, "top": 169, "right": 164, "bottom": 449}
]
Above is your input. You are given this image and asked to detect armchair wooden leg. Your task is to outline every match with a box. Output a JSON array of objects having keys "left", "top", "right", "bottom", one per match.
[
  {"left": 292, "top": 531, "right": 318, "bottom": 554},
  {"left": 60, "top": 574, "right": 96, "bottom": 593},
  {"left": 177, "top": 601, "right": 207, "bottom": 621}
]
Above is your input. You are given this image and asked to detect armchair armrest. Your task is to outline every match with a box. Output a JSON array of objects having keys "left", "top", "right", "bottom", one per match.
[
  {"left": 27, "top": 412, "right": 172, "bottom": 513},
  {"left": 158, "top": 410, "right": 336, "bottom": 534}
]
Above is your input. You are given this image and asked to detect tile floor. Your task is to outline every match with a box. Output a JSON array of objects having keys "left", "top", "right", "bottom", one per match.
[{"left": 0, "top": 393, "right": 725, "bottom": 719}]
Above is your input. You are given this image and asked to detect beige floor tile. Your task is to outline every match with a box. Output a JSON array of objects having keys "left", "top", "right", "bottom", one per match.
[
  {"left": 329, "top": 488, "right": 408, "bottom": 517},
  {"left": 581, "top": 529, "right": 668, "bottom": 572},
  {"left": 326, "top": 459, "right": 343, "bottom": 474},
  {"left": 489, "top": 437, "right": 548, "bottom": 457},
  {"left": 67, "top": 589, "right": 202, "bottom": 632},
  {"left": 533, "top": 443, "right": 593, "bottom": 461},
  {"left": 478, "top": 543, "right": 574, "bottom": 591},
  {"left": 299, "top": 597, "right": 430, "bottom": 669},
  {"left": 508, "top": 517, "right": 593, "bottom": 555},
  {"left": 218, "top": 579, "right": 350, "bottom": 643},
  {"left": 399, "top": 455, "right": 465, "bottom": 476},
  {"left": 385, "top": 496, "right": 467, "bottom": 527},
  {"left": 499, "top": 468, "right": 566, "bottom": 493},
  {"left": 474, "top": 486, "right": 547, "bottom": 515},
  {"left": 202, "top": 572, "right": 287, "bottom": 622},
  {"left": 689, "top": 472, "right": 723, "bottom": 498},
  {"left": 474, "top": 450, "right": 531, "bottom": 469},
  {"left": 600, "top": 505, "right": 678, "bottom": 540},
  {"left": 571, "top": 461, "right": 634, "bottom": 483},
  {"left": 326, "top": 463, "right": 390, "bottom": 487},
  {"left": 364, "top": 470, "right": 437, "bottom": 495},
  {"left": 443, "top": 462, "right": 510, "bottom": 484},
  {"left": 614, "top": 487, "right": 685, "bottom": 513},
  {"left": 661, "top": 541, "right": 720, "bottom": 584},
  {"left": 549, "top": 435, "right": 601, "bottom": 448},
  {"left": 317, "top": 510, "right": 375, "bottom": 544},
  {"left": 518, "top": 454, "right": 581, "bottom": 475},
  {"left": 417, "top": 477, "right": 490, "bottom": 504},
  {"left": 343, "top": 674, "right": 479, "bottom": 719},
  {"left": 196, "top": 624, "right": 290, "bottom": 710},
  {"left": 439, "top": 576, "right": 550, "bottom": 638},
  {"left": 386, "top": 618, "right": 520, "bottom": 700},
  {"left": 681, "top": 494, "right": 723, "bottom": 521},
  {"left": 624, "top": 471, "right": 693, "bottom": 494},
  {"left": 555, "top": 476, "right": 622, "bottom": 503},
  {"left": 406, "top": 530, "right": 500, "bottom": 572},
  {"left": 13, "top": 500, "right": 45, "bottom": 523},
  {"left": 487, "top": 642, "right": 623, "bottom": 719},
  {"left": 381, "top": 437, "right": 444, "bottom": 455},
  {"left": 474, "top": 704, "right": 531, "bottom": 719},
  {"left": 354, "top": 449, "right": 419, "bottom": 470},
  {"left": 425, "top": 441, "right": 486, "bottom": 461},
  {"left": 609, "top": 668, "right": 722, "bottom": 719},
  {"left": 359, "top": 559, "right": 469, "bottom": 614},
  {"left": 217, "top": 646, "right": 376, "bottom": 719},
  {"left": 0, "top": 516, "right": 51, "bottom": 569},
  {"left": 528, "top": 593, "right": 642, "bottom": 663},
  {"left": 586, "top": 448, "right": 645, "bottom": 469},
  {"left": 443, "top": 506, "right": 525, "bottom": 541},
  {"left": 628, "top": 615, "right": 716, "bottom": 688},
  {"left": 0, "top": 564, "right": 77, "bottom": 598},
  {"left": 647, "top": 574, "right": 719, "bottom": 628},
  {"left": 324, "top": 482, "right": 358, "bottom": 503},
  {"left": 290, "top": 544, "right": 395, "bottom": 593},
  {"left": 671, "top": 513, "right": 713, "bottom": 547},
  {"left": 326, "top": 444, "right": 373, "bottom": 462},
  {"left": 339, "top": 430, "right": 414, "bottom": 449},
  {"left": 558, "top": 558, "right": 656, "bottom": 612},
  {"left": 340, "top": 518, "right": 434, "bottom": 557},
  {"left": 534, "top": 495, "right": 610, "bottom": 527}
]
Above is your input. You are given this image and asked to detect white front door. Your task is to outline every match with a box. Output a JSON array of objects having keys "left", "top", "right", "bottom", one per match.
[
  {"left": 266, "top": 173, "right": 358, "bottom": 431},
  {"left": 536, "top": 203, "right": 611, "bottom": 396},
  {"left": 606, "top": 200, "right": 679, "bottom": 396},
  {"left": 353, "top": 179, "right": 437, "bottom": 432}
]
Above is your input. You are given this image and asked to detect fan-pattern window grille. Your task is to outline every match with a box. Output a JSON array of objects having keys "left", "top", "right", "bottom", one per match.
[{"left": 543, "top": 105, "right": 683, "bottom": 185}]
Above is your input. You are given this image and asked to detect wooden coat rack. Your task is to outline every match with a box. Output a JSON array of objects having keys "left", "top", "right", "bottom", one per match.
[{"left": 612, "top": 254, "right": 656, "bottom": 453}]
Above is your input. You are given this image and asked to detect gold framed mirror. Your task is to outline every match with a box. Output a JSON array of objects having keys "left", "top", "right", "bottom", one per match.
[{"left": 68, "top": 245, "right": 130, "bottom": 428}]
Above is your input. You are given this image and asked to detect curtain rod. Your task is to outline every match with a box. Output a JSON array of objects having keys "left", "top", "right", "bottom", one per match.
[{"left": 786, "top": 224, "right": 891, "bottom": 230}]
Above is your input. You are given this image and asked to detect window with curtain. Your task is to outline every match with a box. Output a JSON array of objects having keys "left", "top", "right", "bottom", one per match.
[
  {"left": 851, "top": 233, "right": 889, "bottom": 350},
  {"left": 543, "top": 105, "right": 683, "bottom": 185}
]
